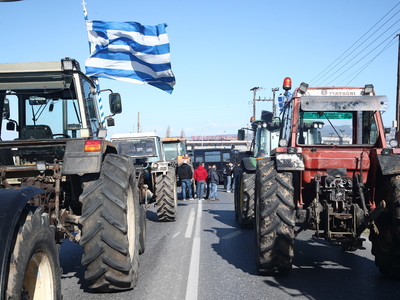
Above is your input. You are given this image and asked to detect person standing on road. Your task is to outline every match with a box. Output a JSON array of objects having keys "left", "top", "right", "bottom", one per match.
[
  {"left": 205, "top": 164, "right": 212, "bottom": 199},
  {"left": 194, "top": 162, "right": 208, "bottom": 200},
  {"left": 224, "top": 162, "right": 234, "bottom": 193},
  {"left": 232, "top": 162, "right": 242, "bottom": 193},
  {"left": 178, "top": 159, "right": 194, "bottom": 200},
  {"left": 208, "top": 165, "right": 220, "bottom": 201}
]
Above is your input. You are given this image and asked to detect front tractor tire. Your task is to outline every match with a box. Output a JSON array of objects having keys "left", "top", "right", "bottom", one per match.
[
  {"left": 79, "top": 154, "right": 140, "bottom": 292},
  {"left": 6, "top": 207, "right": 62, "bottom": 300},
  {"left": 155, "top": 166, "right": 178, "bottom": 222},
  {"left": 255, "top": 158, "right": 295, "bottom": 275},
  {"left": 370, "top": 174, "right": 400, "bottom": 277},
  {"left": 236, "top": 172, "right": 255, "bottom": 228}
]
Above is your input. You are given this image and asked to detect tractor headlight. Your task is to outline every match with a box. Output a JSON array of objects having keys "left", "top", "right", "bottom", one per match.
[
  {"left": 389, "top": 139, "right": 399, "bottom": 148},
  {"left": 279, "top": 139, "right": 288, "bottom": 147}
]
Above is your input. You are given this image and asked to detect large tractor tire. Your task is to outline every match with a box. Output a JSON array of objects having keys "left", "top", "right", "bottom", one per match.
[
  {"left": 238, "top": 172, "right": 255, "bottom": 228},
  {"left": 234, "top": 174, "right": 240, "bottom": 220},
  {"left": 155, "top": 166, "right": 178, "bottom": 222},
  {"left": 255, "top": 158, "right": 295, "bottom": 275},
  {"left": 370, "top": 174, "right": 400, "bottom": 277},
  {"left": 79, "top": 154, "right": 140, "bottom": 292},
  {"left": 6, "top": 207, "right": 61, "bottom": 300}
]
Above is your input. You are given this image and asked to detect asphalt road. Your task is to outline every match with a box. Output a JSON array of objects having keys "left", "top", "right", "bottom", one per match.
[{"left": 60, "top": 185, "right": 400, "bottom": 300}]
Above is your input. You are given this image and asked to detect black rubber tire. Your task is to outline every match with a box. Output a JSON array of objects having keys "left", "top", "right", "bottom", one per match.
[
  {"left": 238, "top": 172, "right": 255, "bottom": 228},
  {"left": 234, "top": 174, "right": 240, "bottom": 220},
  {"left": 6, "top": 207, "right": 62, "bottom": 300},
  {"left": 138, "top": 204, "right": 147, "bottom": 255},
  {"left": 79, "top": 154, "right": 140, "bottom": 292},
  {"left": 370, "top": 174, "right": 400, "bottom": 277},
  {"left": 155, "top": 166, "right": 178, "bottom": 222},
  {"left": 255, "top": 158, "right": 295, "bottom": 275}
]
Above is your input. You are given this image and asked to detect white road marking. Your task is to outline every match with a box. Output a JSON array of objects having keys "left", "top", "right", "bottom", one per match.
[
  {"left": 185, "top": 208, "right": 195, "bottom": 238},
  {"left": 185, "top": 201, "right": 202, "bottom": 300}
]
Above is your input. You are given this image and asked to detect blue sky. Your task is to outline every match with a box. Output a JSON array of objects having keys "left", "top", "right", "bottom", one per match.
[{"left": 1, "top": 0, "right": 399, "bottom": 139}]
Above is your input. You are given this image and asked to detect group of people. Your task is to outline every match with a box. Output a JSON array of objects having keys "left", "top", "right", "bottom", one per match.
[
  {"left": 177, "top": 159, "right": 242, "bottom": 201},
  {"left": 223, "top": 162, "right": 242, "bottom": 193}
]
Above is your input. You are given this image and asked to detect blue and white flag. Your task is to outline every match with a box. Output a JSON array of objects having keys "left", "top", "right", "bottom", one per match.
[{"left": 85, "top": 20, "right": 176, "bottom": 94}]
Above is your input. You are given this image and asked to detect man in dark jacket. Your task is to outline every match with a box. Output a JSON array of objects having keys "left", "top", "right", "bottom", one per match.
[
  {"left": 178, "top": 159, "right": 194, "bottom": 200},
  {"left": 224, "top": 162, "right": 234, "bottom": 193},
  {"left": 232, "top": 163, "right": 242, "bottom": 193},
  {"left": 208, "top": 165, "right": 220, "bottom": 201}
]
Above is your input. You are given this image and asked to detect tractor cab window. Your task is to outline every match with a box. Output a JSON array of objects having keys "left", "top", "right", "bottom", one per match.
[
  {"left": 298, "top": 111, "right": 352, "bottom": 145},
  {"left": 280, "top": 96, "right": 293, "bottom": 146},
  {"left": 255, "top": 128, "right": 271, "bottom": 157},
  {"left": 116, "top": 138, "right": 157, "bottom": 157},
  {"left": 297, "top": 111, "right": 378, "bottom": 146},
  {"left": 81, "top": 77, "right": 100, "bottom": 135},
  {"left": 361, "top": 111, "right": 378, "bottom": 145}
]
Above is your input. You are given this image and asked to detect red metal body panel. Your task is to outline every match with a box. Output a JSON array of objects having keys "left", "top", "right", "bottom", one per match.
[{"left": 302, "top": 149, "right": 370, "bottom": 183}]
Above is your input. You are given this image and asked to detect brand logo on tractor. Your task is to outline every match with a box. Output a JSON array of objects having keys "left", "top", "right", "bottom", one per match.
[{"left": 320, "top": 90, "right": 356, "bottom": 96}]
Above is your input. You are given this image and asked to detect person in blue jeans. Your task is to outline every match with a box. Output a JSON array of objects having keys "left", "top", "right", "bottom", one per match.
[
  {"left": 178, "top": 159, "right": 194, "bottom": 200},
  {"left": 224, "top": 162, "right": 234, "bottom": 192},
  {"left": 208, "top": 165, "right": 220, "bottom": 201},
  {"left": 194, "top": 162, "right": 208, "bottom": 200}
]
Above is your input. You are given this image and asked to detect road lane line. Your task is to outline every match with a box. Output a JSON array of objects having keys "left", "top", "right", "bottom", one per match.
[
  {"left": 185, "top": 201, "right": 202, "bottom": 300},
  {"left": 185, "top": 208, "right": 195, "bottom": 238}
]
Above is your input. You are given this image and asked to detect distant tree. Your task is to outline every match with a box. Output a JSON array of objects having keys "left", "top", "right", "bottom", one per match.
[
  {"left": 180, "top": 129, "right": 185, "bottom": 139},
  {"left": 166, "top": 125, "right": 171, "bottom": 138}
]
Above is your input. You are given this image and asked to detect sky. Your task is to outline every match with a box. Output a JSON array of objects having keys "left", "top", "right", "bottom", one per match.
[{"left": 1, "top": 0, "right": 399, "bottom": 139}]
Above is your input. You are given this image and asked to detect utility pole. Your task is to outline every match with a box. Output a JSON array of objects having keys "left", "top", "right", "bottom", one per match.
[
  {"left": 250, "top": 87, "right": 280, "bottom": 119},
  {"left": 137, "top": 111, "right": 140, "bottom": 133},
  {"left": 250, "top": 87, "right": 260, "bottom": 120},
  {"left": 396, "top": 34, "right": 400, "bottom": 140}
]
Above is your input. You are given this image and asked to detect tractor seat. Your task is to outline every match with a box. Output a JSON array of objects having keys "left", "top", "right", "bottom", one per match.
[
  {"left": 20, "top": 125, "right": 53, "bottom": 140},
  {"left": 19, "top": 125, "right": 59, "bottom": 163}
]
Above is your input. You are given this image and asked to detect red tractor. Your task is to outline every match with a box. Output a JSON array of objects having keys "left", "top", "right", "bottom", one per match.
[{"left": 255, "top": 77, "right": 400, "bottom": 277}]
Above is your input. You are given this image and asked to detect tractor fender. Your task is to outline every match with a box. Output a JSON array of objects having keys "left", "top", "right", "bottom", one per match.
[
  {"left": 62, "top": 139, "right": 117, "bottom": 176},
  {"left": 242, "top": 157, "right": 256, "bottom": 172},
  {"left": 275, "top": 153, "right": 305, "bottom": 171},
  {"left": 377, "top": 154, "right": 400, "bottom": 175},
  {"left": 0, "top": 186, "right": 44, "bottom": 297}
]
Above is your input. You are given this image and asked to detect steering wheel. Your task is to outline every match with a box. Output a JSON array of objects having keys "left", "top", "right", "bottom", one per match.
[{"left": 53, "top": 133, "right": 71, "bottom": 138}]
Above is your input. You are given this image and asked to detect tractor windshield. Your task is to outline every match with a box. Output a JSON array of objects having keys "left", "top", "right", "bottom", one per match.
[
  {"left": 297, "top": 111, "right": 378, "bottom": 145},
  {"left": 163, "top": 141, "right": 186, "bottom": 160},
  {"left": 116, "top": 138, "right": 157, "bottom": 157}
]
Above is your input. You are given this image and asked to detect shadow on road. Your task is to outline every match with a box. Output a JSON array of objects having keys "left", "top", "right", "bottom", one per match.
[
  {"left": 206, "top": 208, "right": 258, "bottom": 275},
  {"left": 203, "top": 207, "right": 400, "bottom": 299},
  {"left": 59, "top": 239, "right": 88, "bottom": 292},
  {"left": 264, "top": 235, "right": 400, "bottom": 299}
]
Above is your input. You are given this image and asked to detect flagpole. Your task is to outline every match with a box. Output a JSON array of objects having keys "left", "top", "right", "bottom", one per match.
[{"left": 81, "top": 0, "right": 106, "bottom": 128}]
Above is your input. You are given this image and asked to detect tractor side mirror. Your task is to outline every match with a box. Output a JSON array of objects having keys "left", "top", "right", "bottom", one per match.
[
  {"left": 237, "top": 129, "right": 245, "bottom": 141},
  {"left": 109, "top": 93, "right": 122, "bottom": 115},
  {"left": 6, "top": 121, "right": 15, "bottom": 131}
]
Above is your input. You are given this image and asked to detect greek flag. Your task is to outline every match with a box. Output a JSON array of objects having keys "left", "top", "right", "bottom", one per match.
[{"left": 85, "top": 20, "right": 176, "bottom": 94}]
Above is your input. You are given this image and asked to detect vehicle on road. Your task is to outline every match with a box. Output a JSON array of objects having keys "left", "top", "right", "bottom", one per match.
[
  {"left": 161, "top": 137, "right": 191, "bottom": 167},
  {"left": 255, "top": 77, "right": 400, "bottom": 277},
  {"left": 234, "top": 110, "right": 280, "bottom": 228},
  {"left": 192, "top": 147, "right": 244, "bottom": 184},
  {"left": 0, "top": 58, "right": 143, "bottom": 298},
  {"left": 112, "top": 132, "right": 178, "bottom": 222}
]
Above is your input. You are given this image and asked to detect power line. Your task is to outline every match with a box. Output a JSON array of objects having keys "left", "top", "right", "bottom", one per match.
[
  {"left": 309, "top": 2, "right": 400, "bottom": 86},
  {"left": 323, "top": 26, "right": 400, "bottom": 86},
  {"left": 342, "top": 36, "right": 398, "bottom": 86}
]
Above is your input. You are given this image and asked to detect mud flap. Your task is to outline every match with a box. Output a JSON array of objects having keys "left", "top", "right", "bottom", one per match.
[
  {"left": 377, "top": 154, "right": 400, "bottom": 175},
  {"left": 0, "top": 186, "right": 44, "bottom": 297},
  {"left": 276, "top": 153, "right": 305, "bottom": 171}
]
